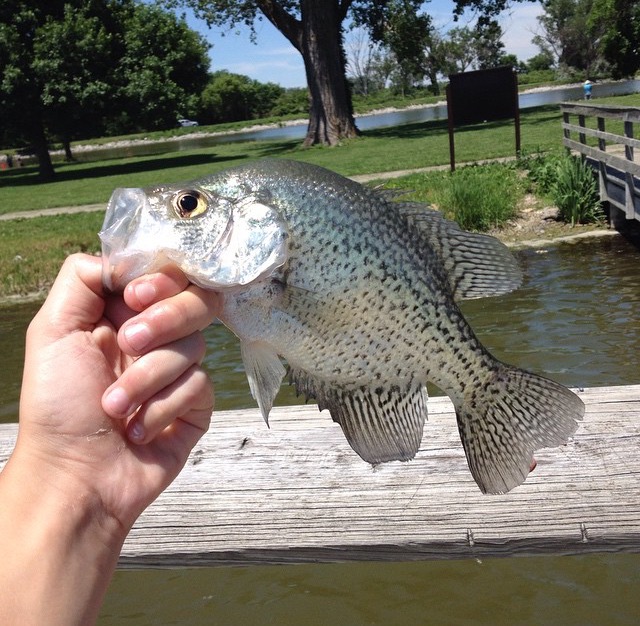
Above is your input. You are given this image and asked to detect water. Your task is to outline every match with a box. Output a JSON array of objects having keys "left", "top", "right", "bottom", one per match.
[
  {"left": 1, "top": 236, "right": 640, "bottom": 623},
  {"left": 61, "top": 79, "right": 640, "bottom": 162}
]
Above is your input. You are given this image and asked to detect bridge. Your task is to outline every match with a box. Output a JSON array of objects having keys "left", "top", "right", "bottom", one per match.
[{"left": 561, "top": 102, "right": 640, "bottom": 226}]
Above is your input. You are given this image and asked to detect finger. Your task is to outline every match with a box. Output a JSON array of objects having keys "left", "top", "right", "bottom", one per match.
[
  {"left": 126, "top": 365, "right": 214, "bottom": 446},
  {"left": 102, "top": 332, "right": 206, "bottom": 418},
  {"left": 103, "top": 292, "right": 137, "bottom": 331},
  {"left": 30, "top": 254, "right": 105, "bottom": 341},
  {"left": 123, "top": 265, "right": 191, "bottom": 312},
  {"left": 117, "top": 285, "right": 222, "bottom": 356}
]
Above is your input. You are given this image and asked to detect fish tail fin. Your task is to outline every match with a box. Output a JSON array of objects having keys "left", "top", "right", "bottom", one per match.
[{"left": 454, "top": 364, "right": 584, "bottom": 494}]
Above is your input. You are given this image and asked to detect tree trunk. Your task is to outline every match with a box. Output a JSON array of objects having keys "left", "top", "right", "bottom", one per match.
[
  {"left": 63, "top": 136, "right": 75, "bottom": 162},
  {"left": 32, "top": 120, "right": 55, "bottom": 181},
  {"left": 300, "top": 0, "right": 359, "bottom": 146},
  {"left": 258, "top": 0, "right": 358, "bottom": 146}
]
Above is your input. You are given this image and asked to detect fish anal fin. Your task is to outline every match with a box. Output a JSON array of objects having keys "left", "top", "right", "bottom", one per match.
[
  {"left": 240, "top": 341, "right": 286, "bottom": 424},
  {"left": 290, "top": 370, "right": 429, "bottom": 464}
]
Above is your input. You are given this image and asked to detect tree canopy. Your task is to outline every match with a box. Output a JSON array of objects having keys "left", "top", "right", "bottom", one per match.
[
  {"left": 0, "top": 0, "right": 210, "bottom": 179},
  {"left": 161, "top": 0, "right": 542, "bottom": 146}
]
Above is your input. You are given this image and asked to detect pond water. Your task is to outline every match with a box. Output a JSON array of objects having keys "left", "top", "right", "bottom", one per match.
[
  {"left": 2, "top": 235, "right": 640, "bottom": 624},
  {"left": 59, "top": 79, "right": 640, "bottom": 163}
]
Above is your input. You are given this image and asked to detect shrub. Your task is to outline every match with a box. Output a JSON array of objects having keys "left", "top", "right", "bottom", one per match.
[
  {"left": 551, "top": 155, "right": 604, "bottom": 225},
  {"left": 521, "top": 151, "right": 604, "bottom": 225},
  {"left": 431, "top": 164, "right": 522, "bottom": 232}
]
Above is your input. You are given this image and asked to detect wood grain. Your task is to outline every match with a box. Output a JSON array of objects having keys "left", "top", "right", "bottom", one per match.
[{"left": 1, "top": 385, "right": 639, "bottom": 567}]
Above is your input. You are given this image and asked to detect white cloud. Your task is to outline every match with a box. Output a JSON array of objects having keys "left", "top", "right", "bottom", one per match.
[{"left": 499, "top": 3, "right": 545, "bottom": 61}]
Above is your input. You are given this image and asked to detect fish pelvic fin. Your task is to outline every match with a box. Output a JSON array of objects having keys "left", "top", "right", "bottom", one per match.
[
  {"left": 240, "top": 341, "right": 286, "bottom": 425},
  {"left": 290, "top": 369, "right": 427, "bottom": 463},
  {"left": 455, "top": 365, "right": 584, "bottom": 494}
]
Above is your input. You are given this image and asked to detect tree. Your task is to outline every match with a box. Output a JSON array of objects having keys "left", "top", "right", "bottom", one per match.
[
  {"left": 31, "top": 3, "right": 116, "bottom": 161},
  {"left": 590, "top": 0, "right": 640, "bottom": 78},
  {"left": 165, "top": 0, "right": 359, "bottom": 146},
  {"left": 0, "top": 1, "right": 110, "bottom": 179},
  {"left": 0, "top": 1, "right": 210, "bottom": 179},
  {"left": 361, "top": 0, "right": 433, "bottom": 94},
  {"left": 115, "top": 2, "right": 210, "bottom": 132},
  {"left": 473, "top": 19, "right": 506, "bottom": 69},
  {"left": 199, "top": 71, "right": 284, "bottom": 123},
  {"left": 527, "top": 51, "right": 555, "bottom": 71},
  {"left": 346, "top": 28, "right": 385, "bottom": 96},
  {"left": 532, "top": 0, "right": 606, "bottom": 76},
  {"left": 442, "top": 26, "right": 478, "bottom": 74}
]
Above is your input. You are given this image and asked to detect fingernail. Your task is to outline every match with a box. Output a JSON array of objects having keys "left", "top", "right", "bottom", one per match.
[
  {"left": 103, "top": 387, "right": 132, "bottom": 416},
  {"left": 124, "top": 322, "right": 152, "bottom": 351},
  {"left": 134, "top": 281, "right": 156, "bottom": 307},
  {"left": 128, "top": 421, "right": 145, "bottom": 442}
]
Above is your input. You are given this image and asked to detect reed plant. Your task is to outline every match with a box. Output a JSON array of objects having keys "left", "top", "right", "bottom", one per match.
[
  {"left": 521, "top": 151, "right": 604, "bottom": 225},
  {"left": 384, "top": 163, "right": 523, "bottom": 232},
  {"left": 551, "top": 155, "right": 603, "bottom": 225}
]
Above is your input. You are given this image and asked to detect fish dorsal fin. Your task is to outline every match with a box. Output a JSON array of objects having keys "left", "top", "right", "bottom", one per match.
[
  {"left": 396, "top": 203, "right": 523, "bottom": 301},
  {"left": 240, "top": 341, "right": 286, "bottom": 424},
  {"left": 290, "top": 369, "right": 427, "bottom": 464}
]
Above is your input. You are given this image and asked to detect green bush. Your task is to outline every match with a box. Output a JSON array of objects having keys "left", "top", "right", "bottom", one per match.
[
  {"left": 430, "top": 164, "right": 522, "bottom": 232},
  {"left": 551, "top": 155, "right": 604, "bottom": 225},
  {"left": 521, "top": 151, "right": 604, "bottom": 225},
  {"left": 519, "top": 150, "right": 566, "bottom": 195}
]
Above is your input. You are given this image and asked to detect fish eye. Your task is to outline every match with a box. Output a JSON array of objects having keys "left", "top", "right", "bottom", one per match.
[{"left": 172, "top": 190, "right": 208, "bottom": 218}]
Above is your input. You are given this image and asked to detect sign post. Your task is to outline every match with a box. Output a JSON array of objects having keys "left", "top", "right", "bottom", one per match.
[{"left": 446, "top": 67, "right": 520, "bottom": 171}]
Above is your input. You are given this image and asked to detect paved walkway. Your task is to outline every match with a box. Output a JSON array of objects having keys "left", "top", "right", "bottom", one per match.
[
  {"left": 0, "top": 203, "right": 104, "bottom": 221},
  {"left": 0, "top": 157, "right": 519, "bottom": 221}
]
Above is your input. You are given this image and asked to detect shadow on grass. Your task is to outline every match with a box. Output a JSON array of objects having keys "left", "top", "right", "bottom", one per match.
[{"left": 0, "top": 153, "right": 247, "bottom": 188}]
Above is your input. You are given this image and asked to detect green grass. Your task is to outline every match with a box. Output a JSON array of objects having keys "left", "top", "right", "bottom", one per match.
[
  {"left": 0, "top": 105, "right": 559, "bottom": 213},
  {"left": 0, "top": 91, "right": 638, "bottom": 298},
  {"left": 382, "top": 163, "right": 524, "bottom": 231},
  {"left": 0, "top": 212, "right": 104, "bottom": 297},
  {"left": 2, "top": 93, "right": 639, "bottom": 215}
]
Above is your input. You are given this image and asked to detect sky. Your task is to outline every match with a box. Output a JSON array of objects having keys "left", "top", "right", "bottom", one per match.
[{"left": 179, "top": 1, "right": 544, "bottom": 89}]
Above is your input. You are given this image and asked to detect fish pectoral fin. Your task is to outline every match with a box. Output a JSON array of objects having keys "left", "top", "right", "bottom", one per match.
[
  {"left": 240, "top": 341, "right": 286, "bottom": 425},
  {"left": 320, "top": 381, "right": 428, "bottom": 464}
]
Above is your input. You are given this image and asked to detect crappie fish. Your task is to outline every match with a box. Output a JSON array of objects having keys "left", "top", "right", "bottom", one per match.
[{"left": 100, "top": 159, "right": 584, "bottom": 494}]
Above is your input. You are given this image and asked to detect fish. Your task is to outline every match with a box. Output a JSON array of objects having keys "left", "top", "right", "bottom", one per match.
[{"left": 99, "top": 158, "right": 584, "bottom": 494}]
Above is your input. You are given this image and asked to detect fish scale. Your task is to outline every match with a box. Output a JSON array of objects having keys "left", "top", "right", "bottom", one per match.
[{"left": 100, "top": 158, "right": 585, "bottom": 494}]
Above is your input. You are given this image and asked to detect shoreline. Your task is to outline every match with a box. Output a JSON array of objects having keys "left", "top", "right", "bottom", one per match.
[
  {"left": 0, "top": 226, "right": 618, "bottom": 307},
  {"left": 52, "top": 81, "right": 595, "bottom": 156}
]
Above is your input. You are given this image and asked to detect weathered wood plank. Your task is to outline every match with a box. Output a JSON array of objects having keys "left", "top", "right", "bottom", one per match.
[
  {"left": 563, "top": 137, "right": 640, "bottom": 177},
  {"left": 561, "top": 122, "right": 640, "bottom": 151},
  {"left": 561, "top": 103, "right": 640, "bottom": 122},
  {"left": 1, "top": 385, "right": 639, "bottom": 567}
]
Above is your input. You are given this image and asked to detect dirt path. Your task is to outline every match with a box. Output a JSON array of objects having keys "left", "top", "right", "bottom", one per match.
[
  {"left": 0, "top": 165, "right": 614, "bottom": 247},
  {"left": 0, "top": 203, "right": 104, "bottom": 221}
]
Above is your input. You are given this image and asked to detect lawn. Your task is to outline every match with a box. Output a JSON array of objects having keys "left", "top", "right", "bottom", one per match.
[
  {"left": 0, "top": 104, "right": 577, "bottom": 214},
  {"left": 0, "top": 92, "right": 638, "bottom": 299}
]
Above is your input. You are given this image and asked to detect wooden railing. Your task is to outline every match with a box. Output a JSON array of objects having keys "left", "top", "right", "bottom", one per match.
[
  {"left": 2, "top": 385, "right": 639, "bottom": 567},
  {"left": 561, "top": 103, "right": 640, "bottom": 222}
]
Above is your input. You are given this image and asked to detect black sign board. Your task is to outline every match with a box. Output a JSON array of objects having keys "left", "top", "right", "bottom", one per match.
[{"left": 446, "top": 66, "right": 520, "bottom": 170}]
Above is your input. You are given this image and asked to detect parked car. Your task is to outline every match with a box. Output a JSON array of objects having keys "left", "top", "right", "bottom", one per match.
[{"left": 178, "top": 118, "right": 198, "bottom": 127}]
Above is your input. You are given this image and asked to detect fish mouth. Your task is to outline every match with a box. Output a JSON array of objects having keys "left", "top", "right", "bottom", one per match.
[{"left": 99, "top": 188, "right": 163, "bottom": 291}]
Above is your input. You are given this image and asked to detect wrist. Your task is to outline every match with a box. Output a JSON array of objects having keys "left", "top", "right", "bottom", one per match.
[{"left": 0, "top": 450, "right": 127, "bottom": 626}]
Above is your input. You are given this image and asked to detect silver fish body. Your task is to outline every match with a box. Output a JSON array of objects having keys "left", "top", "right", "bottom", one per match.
[{"left": 100, "top": 159, "right": 584, "bottom": 493}]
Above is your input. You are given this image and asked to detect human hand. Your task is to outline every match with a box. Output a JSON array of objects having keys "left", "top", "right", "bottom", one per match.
[
  {"left": 16, "top": 253, "right": 220, "bottom": 531},
  {"left": 0, "top": 252, "right": 220, "bottom": 625}
]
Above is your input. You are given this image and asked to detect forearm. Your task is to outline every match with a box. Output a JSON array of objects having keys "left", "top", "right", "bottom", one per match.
[{"left": 0, "top": 453, "right": 127, "bottom": 626}]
